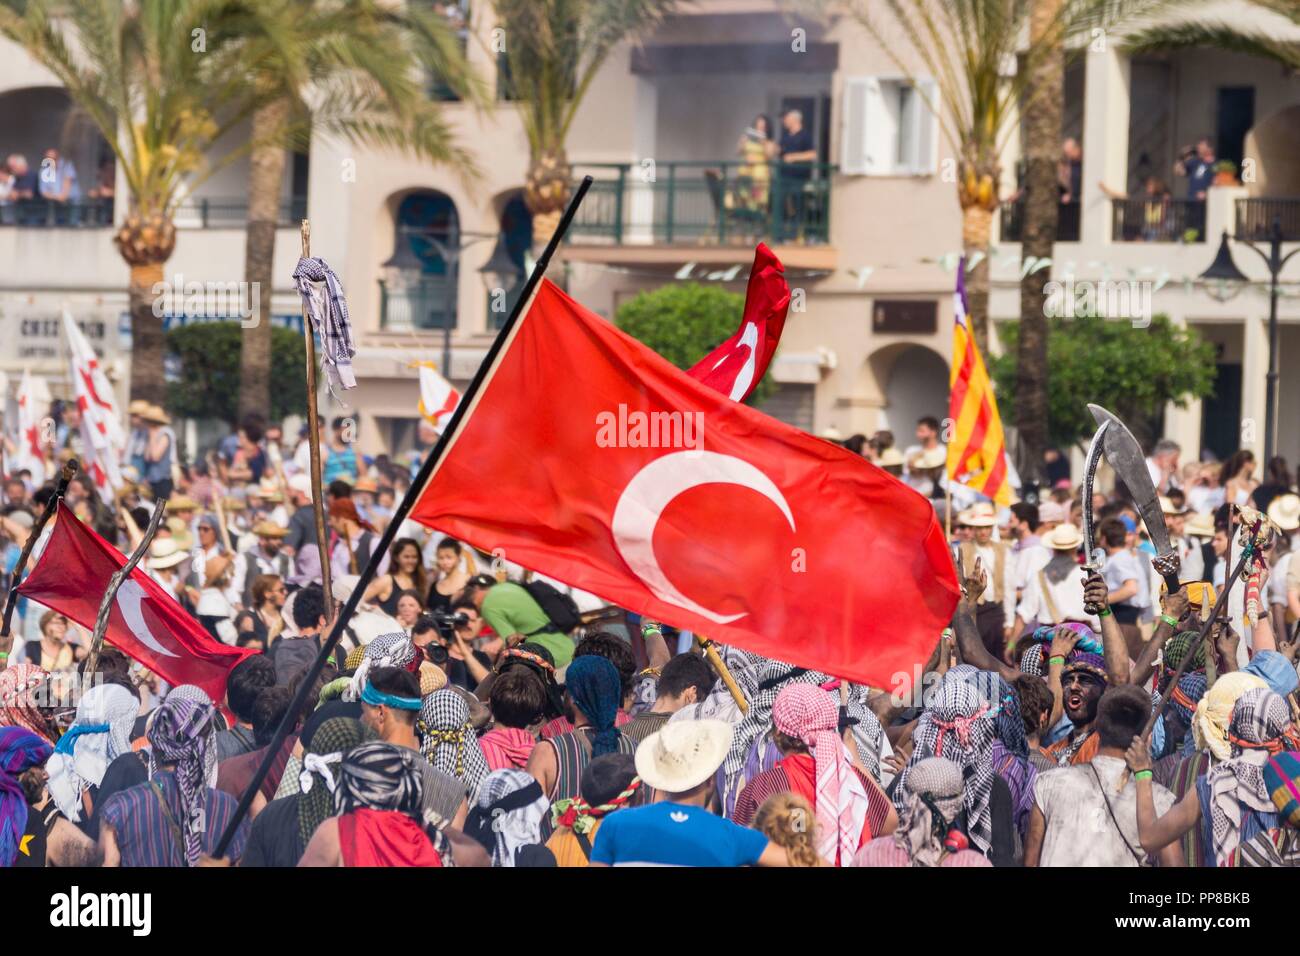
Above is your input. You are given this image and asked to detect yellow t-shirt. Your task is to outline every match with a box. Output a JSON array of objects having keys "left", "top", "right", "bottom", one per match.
[{"left": 546, "top": 820, "right": 605, "bottom": 868}]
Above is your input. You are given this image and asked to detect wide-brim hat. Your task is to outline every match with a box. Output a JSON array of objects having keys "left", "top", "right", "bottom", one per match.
[
  {"left": 354, "top": 477, "right": 379, "bottom": 494},
  {"left": 148, "top": 538, "right": 188, "bottom": 570},
  {"left": 251, "top": 519, "right": 288, "bottom": 538},
  {"left": 1268, "top": 493, "right": 1300, "bottom": 532},
  {"left": 1160, "top": 496, "right": 1189, "bottom": 516},
  {"left": 912, "top": 446, "right": 948, "bottom": 471},
  {"left": 1044, "top": 522, "right": 1083, "bottom": 550},
  {"left": 964, "top": 503, "right": 997, "bottom": 527},
  {"left": 634, "top": 719, "right": 733, "bottom": 794},
  {"left": 127, "top": 399, "right": 151, "bottom": 417},
  {"left": 877, "top": 447, "right": 904, "bottom": 468},
  {"left": 141, "top": 404, "right": 171, "bottom": 425},
  {"left": 165, "top": 495, "right": 200, "bottom": 513},
  {"left": 1184, "top": 511, "right": 1215, "bottom": 538}
]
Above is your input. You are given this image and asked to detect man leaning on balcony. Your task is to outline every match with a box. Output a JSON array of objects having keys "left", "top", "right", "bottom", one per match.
[{"left": 777, "top": 109, "right": 817, "bottom": 242}]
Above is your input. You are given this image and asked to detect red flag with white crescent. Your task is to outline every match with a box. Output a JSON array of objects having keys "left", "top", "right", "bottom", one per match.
[
  {"left": 18, "top": 505, "right": 254, "bottom": 701},
  {"left": 685, "top": 243, "right": 790, "bottom": 403},
  {"left": 408, "top": 280, "right": 957, "bottom": 689}
]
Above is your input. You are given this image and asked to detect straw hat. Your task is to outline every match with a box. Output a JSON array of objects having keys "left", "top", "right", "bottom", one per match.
[
  {"left": 634, "top": 719, "right": 733, "bottom": 794},
  {"left": 251, "top": 519, "right": 288, "bottom": 538},
  {"left": 127, "top": 399, "right": 151, "bottom": 417},
  {"left": 1184, "top": 511, "right": 1216, "bottom": 539},
  {"left": 221, "top": 496, "right": 246, "bottom": 512},
  {"left": 1044, "top": 523, "right": 1083, "bottom": 551},
  {"left": 911, "top": 446, "right": 948, "bottom": 471},
  {"left": 964, "top": 503, "right": 997, "bottom": 527},
  {"left": 140, "top": 404, "right": 171, "bottom": 425},
  {"left": 148, "top": 538, "right": 188, "bottom": 570},
  {"left": 1160, "top": 496, "right": 1189, "bottom": 516},
  {"left": 354, "top": 477, "right": 379, "bottom": 494},
  {"left": 1268, "top": 493, "right": 1300, "bottom": 532},
  {"left": 165, "top": 495, "right": 200, "bottom": 513},
  {"left": 877, "top": 447, "right": 904, "bottom": 468}
]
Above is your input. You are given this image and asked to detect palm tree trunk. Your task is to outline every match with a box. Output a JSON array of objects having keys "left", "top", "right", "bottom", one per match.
[
  {"left": 961, "top": 205, "right": 993, "bottom": 356},
  {"left": 128, "top": 262, "right": 167, "bottom": 405},
  {"left": 239, "top": 99, "right": 290, "bottom": 423},
  {"left": 525, "top": 146, "right": 572, "bottom": 249},
  {"left": 1015, "top": 0, "right": 1064, "bottom": 486}
]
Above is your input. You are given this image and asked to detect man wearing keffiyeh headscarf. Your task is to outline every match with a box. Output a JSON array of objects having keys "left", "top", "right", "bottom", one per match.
[
  {"left": 418, "top": 689, "right": 489, "bottom": 802},
  {"left": 299, "top": 741, "right": 442, "bottom": 867},
  {"left": 466, "top": 768, "right": 551, "bottom": 867},
  {"left": 854, "top": 757, "right": 990, "bottom": 868},
  {"left": 45, "top": 683, "right": 139, "bottom": 822},
  {"left": 893, "top": 672, "right": 999, "bottom": 859},
  {"left": 0, "top": 664, "right": 59, "bottom": 744},
  {"left": 1129, "top": 687, "right": 1300, "bottom": 867}
]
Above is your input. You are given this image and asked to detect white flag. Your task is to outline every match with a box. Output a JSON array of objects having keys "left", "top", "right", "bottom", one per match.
[
  {"left": 417, "top": 362, "right": 460, "bottom": 434},
  {"left": 63, "top": 312, "right": 123, "bottom": 503},
  {"left": 14, "top": 368, "right": 48, "bottom": 479}
]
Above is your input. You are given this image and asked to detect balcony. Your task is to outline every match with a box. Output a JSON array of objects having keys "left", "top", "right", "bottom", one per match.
[
  {"left": 569, "top": 161, "right": 834, "bottom": 248},
  {"left": 173, "top": 195, "right": 309, "bottom": 229},
  {"left": 1235, "top": 198, "right": 1300, "bottom": 242},
  {"left": 1111, "top": 199, "right": 1206, "bottom": 243},
  {"left": 998, "top": 200, "right": 1080, "bottom": 243},
  {"left": 0, "top": 198, "right": 113, "bottom": 228},
  {"left": 378, "top": 276, "right": 455, "bottom": 332}
]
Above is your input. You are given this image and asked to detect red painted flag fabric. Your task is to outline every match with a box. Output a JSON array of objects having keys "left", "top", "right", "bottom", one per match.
[
  {"left": 686, "top": 243, "right": 790, "bottom": 403},
  {"left": 18, "top": 505, "right": 254, "bottom": 701},
  {"left": 409, "top": 279, "right": 957, "bottom": 689}
]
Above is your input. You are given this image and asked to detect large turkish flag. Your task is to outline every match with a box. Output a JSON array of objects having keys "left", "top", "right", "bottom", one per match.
[
  {"left": 19, "top": 505, "right": 255, "bottom": 702},
  {"left": 410, "top": 280, "right": 958, "bottom": 689}
]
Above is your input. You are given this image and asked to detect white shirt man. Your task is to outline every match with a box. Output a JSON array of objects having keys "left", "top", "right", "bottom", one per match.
[{"left": 1013, "top": 524, "right": 1100, "bottom": 632}]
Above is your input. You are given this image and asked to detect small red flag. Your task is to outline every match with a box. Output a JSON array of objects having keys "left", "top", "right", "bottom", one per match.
[
  {"left": 409, "top": 280, "right": 958, "bottom": 689},
  {"left": 686, "top": 243, "right": 790, "bottom": 403},
  {"left": 18, "top": 505, "right": 254, "bottom": 701}
]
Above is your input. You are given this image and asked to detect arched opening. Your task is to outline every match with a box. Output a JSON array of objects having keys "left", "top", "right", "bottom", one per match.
[
  {"left": 380, "top": 190, "right": 460, "bottom": 331},
  {"left": 1243, "top": 104, "right": 1300, "bottom": 198},
  {"left": 487, "top": 192, "right": 532, "bottom": 329},
  {"left": 0, "top": 86, "right": 114, "bottom": 226},
  {"left": 866, "top": 343, "right": 949, "bottom": 437}
]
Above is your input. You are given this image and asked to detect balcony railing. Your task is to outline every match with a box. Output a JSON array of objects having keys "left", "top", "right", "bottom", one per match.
[
  {"left": 570, "top": 161, "right": 834, "bottom": 246},
  {"left": 379, "top": 276, "right": 455, "bottom": 332},
  {"left": 173, "top": 195, "right": 308, "bottom": 229},
  {"left": 1235, "top": 198, "right": 1300, "bottom": 242},
  {"left": 998, "top": 200, "right": 1080, "bottom": 243},
  {"left": 0, "top": 197, "right": 114, "bottom": 227},
  {"left": 1111, "top": 198, "right": 1206, "bottom": 243}
]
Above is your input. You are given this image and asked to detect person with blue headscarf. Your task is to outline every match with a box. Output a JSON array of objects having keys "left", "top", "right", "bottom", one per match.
[{"left": 526, "top": 655, "right": 636, "bottom": 825}]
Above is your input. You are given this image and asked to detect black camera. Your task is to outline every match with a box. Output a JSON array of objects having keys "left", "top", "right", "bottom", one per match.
[
  {"left": 428, "top": 608, "right": 469, "bottom": 639},
  {"left": 423, "top": 642, "right": 449, "bottom": 666}
]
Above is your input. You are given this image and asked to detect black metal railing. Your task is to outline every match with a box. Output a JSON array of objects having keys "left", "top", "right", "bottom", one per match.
[
  {"left": 0, "top": 197, "right": 114, "bottom": 227},
  {"left": 379, "top": 276, "right": 456, "bottom": 332},
  {"left": 1235, "top": 198, "right": 1300, "bottom": 242},
  {"left": 569, "top": 161, "right": 834, "bottom": 246},
  {"left": 1111, "top": 198, "right": 1206, "bottom": 243},
  {"left": 998, "top": 200, "right": 1080, "bottom": 242},
  {"left": 173, "top": 195, "right": 308, "bottom": 228}
]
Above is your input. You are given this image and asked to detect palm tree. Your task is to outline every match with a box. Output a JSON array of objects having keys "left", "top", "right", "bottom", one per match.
[
  {"left": 486, "top": 0, "right": 680, "bottom": 248},
  {"left": 0, "top": 0, "right": 277, "bottom": 404},
  {"left": 1121, "top": 1, "right": 1299, "bottom": 68},
  {"left": 229, "top": 0, "right": 483, "bottom": 421}
]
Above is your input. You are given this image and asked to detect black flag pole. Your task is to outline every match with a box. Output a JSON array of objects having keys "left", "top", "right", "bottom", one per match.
[{"left": 213, "top": 176, "right": 595, "bottom": 858}]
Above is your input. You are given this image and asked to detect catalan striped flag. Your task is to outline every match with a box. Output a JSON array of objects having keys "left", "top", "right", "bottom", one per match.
[{"left": 946, "top": 263, "right": 1013, "bottom": 506}]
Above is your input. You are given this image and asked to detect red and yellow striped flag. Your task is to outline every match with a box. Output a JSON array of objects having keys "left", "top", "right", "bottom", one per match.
[{"left": 946, "top": 264, "right": 1013, "bottom": 506}]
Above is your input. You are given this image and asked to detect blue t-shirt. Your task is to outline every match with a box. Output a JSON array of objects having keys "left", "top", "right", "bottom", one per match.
[{"left": 590, "top": 801, "right": 769, "bottom": 867}]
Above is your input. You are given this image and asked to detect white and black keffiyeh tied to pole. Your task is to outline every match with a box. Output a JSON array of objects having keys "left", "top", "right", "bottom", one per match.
[{"left": 292, "top": 256, "right": 357, "bottom": 396}]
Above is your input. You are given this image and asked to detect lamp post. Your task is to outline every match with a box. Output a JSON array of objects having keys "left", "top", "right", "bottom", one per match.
[
  {"left": 1199, "top": 218, "right": 1300, "bottom": 464},
  {"left": 381, "top": 226, "right": 523, "bottom": 378}
]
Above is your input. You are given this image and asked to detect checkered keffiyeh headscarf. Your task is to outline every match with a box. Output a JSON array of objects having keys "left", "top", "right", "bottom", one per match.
[
  {"left": 298, "top": 717, "right": 374, "bottom": 850},
  {"left": 334, "top": 741, "right": 425, "bottom": 820},
  {"left": 724, "top": 656, "right": 827, "bottom": 776},
  {"left": 474, "top": 768, "right": 549, "bottom": 868},
  {"left": 894, "top": 756, "right": 964, "bottom": 868},
  {"left": 1194, "top": 672, "right": 1267, "bottom": 761},
  {"left": 418, "top": 690, "right": 489, "bottom": 801},
  {"left": 292, "top": 256, "right": 356, "bottom": 396},
  {"left": 773, "top": 683, "right": 870, "bottom": 866},
  {"left": 0, "top": 664, "right": 57, "bottom": 744},
  {"left": 948, "top": 665, "right": 1027, "bottom": 759},
  {"left": 345, "top": 632, "right": 418, "bottom": 702},
  {"left": 840, "top": 683, "right": 883, "bottom": 781},
  {"left": 45, "top": 684, "right": 138, "bottom": 822},
  {"left": 147, "top": 694, "right": 217, "bottom": 867},
  {"left": 895, "top": 672, "right": 995, "bottom": 855},
  {"left": 1205, "top": 688, "right": 1299, "bottom": 865}
]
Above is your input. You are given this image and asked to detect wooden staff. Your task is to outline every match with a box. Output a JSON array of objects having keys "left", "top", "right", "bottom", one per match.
[
  {"left": 0, "top": 459, "right": 78, "bottom": 661},
  {"left": 298, "top": 219, "right": 335, "bottom": 619},
  {"left": 83, "top": 500, "right": 166, "bottom": 683},
  {"left": 695, "top": 634, "right": 749, "bottom": 714}
]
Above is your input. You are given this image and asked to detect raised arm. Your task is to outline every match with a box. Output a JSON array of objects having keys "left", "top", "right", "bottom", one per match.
[
  {"left": 1046, "top": 625, "right": 1082, "bottom": 727},
  {"left": 1132, "top": 585, "right": 1189, "bottom": 687},
  {"left": 1126, "top": 736, "right": 1200, "bottom": 855},
  {"left": 952, "top": 559, "right": 1019, "bottom": 684},
  {"left": 1083, "top": 570, "right": 1130, "bottom": 685}
]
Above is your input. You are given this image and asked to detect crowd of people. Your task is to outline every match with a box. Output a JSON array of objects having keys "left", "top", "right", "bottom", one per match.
[
  {"left": 2, "top": 399, "right": 1300, "bottom": 869},
  {"left": 0, "top": 148, "right": 113, "bottom": 225}
]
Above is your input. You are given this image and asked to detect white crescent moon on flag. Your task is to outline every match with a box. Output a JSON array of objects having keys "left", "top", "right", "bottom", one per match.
[
  {"left": 612, "top": 450, "right": 795, "bottom": 624},
  {"left": 115, "top": 579, "right": 180, "bottom": 658},
  {"left": 710, "top": 322, "right": 759, "bottom": 402}
]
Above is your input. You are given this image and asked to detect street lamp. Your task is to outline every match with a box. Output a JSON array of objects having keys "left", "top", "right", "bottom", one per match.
[
  {"left": 381, "top": 225, "right": 517, "bottom": 378},
  {"left": 1199, "top": 220, "right": 1300, "bottom": 463}
]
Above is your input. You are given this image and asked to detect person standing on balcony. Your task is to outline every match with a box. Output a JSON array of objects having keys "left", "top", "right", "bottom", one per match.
[
  {"left": 735, "top": 114, "right": 776, "bottom": 211},
  {"left": 777, "top": 109, "right": 816, "bottom": 241},
  {"left": 37, "top": 148, "right": 79, "bottom": 203},
  {"left": 1175, "top": 138, "right": 1217, "bottom": 202},
  {"left": 5, "top": 154, "right": 36, "bottom": 199},
  {"left": 1057, "top": 138, "right": 1082, "bottom": 204}
]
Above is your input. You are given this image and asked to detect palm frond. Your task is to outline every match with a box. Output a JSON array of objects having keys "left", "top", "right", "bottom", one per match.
[{"left": 1121, "top": 20, "right": 1300, "bottom": 67}]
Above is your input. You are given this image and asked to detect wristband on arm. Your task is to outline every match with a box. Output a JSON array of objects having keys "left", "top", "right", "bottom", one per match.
[{"left": 1159, "top": 614, "right": 1178, "bottom": 629}]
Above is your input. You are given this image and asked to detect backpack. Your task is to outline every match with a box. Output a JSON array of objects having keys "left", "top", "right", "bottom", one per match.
[{"left": 522, "top": 580, "right": 582, "bottom": 635}]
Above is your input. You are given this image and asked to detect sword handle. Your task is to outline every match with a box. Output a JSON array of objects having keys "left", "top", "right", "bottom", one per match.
[{"left": 1153, "top": 551, "right": 1181, "bottom": 598}]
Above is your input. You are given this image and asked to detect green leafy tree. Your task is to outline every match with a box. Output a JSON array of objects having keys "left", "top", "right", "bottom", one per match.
[
  {"left": 990, "top": 314, "right": 1216, "bottom": 450},
  {"left": 167, "top": 322, "right": 307, "bottom": 425},
  {"left": 615, "top": 283, "right": 774, "bottom": 406}
]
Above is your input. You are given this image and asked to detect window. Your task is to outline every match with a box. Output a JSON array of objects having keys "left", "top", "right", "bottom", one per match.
[{"left": 840, "top": 76, "right": 938, "bottom": 176}]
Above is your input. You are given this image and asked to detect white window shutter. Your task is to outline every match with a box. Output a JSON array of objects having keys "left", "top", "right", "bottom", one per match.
[
  {"left": 841, "top": 77, "right": 881, "bottom": 175},
  {"left": 916, "top": 78, "right": 939, "bottom": 175}
]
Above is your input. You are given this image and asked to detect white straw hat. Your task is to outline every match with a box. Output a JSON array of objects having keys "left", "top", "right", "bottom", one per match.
[{"left": 634, "top": 719, "right": 733, "bottom": 794}]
